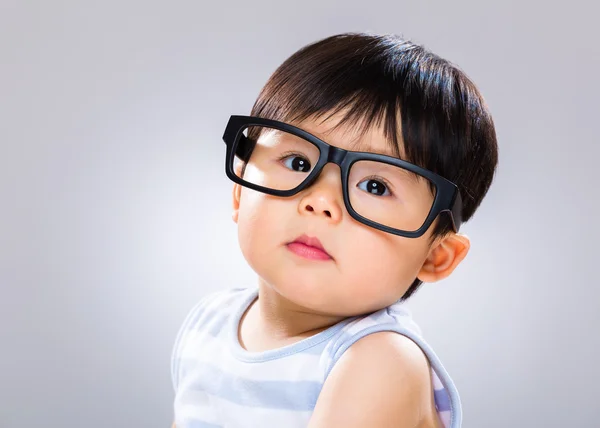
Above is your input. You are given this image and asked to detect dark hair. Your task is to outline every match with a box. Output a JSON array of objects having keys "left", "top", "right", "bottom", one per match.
[{"left": 249, "top": 32, "right": 498, "bottom": 299}]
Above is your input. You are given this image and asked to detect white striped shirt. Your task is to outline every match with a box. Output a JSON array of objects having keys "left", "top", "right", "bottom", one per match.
[{"left": 171, "top": 287, "right": 462, "bottom": 427}]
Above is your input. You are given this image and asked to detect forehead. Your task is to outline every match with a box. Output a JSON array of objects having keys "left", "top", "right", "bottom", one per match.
[{"left": 288, "top": 109, "right": 405, "bottom": 159}]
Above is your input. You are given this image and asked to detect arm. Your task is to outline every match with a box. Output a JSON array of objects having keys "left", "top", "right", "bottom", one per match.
[{"left": 308, "top": 332, "right": 441, "bottom": 428}]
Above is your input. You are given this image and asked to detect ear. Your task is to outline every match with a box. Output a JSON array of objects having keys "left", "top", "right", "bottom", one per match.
[
  {"left": 231, "top": 164, "right": 243, "bottom": 223},
  {"left": 417, "top": 233, "right": 470, "bottom": 283},
  {"left": 232, "top": 183, "right": 242, "bottom": 223}
]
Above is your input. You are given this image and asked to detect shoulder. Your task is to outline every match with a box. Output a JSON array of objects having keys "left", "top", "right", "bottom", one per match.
[
  {"left": 334, "top": 331, "right": 434, "bottom": 392},
  {"left": 347, "top": 330, "right": 432, "bottom": 373},
  {"left": 310, "top": 331, "right": 440, "bottom": 428}
]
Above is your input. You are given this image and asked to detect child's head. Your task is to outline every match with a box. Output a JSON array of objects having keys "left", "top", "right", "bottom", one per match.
[{"left": 227, "top": 32, "right": 498, "bottom": 315}]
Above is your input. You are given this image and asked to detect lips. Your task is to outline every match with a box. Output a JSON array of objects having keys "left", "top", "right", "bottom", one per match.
[
  {"left": 293, "top": 234, "right": 327, "bottom": 251},
  {"left": 287, "top": 233, "right": 333, "bottom": 260}
]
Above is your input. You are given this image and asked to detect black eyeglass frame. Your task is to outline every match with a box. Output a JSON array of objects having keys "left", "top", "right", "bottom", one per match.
[{"left": 222, "top": 115, "right": 462, "bottom": 238}]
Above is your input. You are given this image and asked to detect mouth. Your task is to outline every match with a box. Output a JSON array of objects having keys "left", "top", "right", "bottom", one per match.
[{"left": 286, "top": 233, "right": 333, "bottom": 261}]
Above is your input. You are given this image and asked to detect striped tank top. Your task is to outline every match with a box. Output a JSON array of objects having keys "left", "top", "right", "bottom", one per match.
[{"left": 171, "top": 287, "right": 462, "bottom": 427}]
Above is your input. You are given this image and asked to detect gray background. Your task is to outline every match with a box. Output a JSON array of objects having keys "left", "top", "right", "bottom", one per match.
[{"left": 1, "top": 0, "right": 598, "bottom": 427}]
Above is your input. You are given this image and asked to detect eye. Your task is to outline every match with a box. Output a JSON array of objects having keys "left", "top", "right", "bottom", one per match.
[
  {"left": 281, "top": 155, "right": 311, "bottom": 172},
  {"left": 357, "top": 178, "right": 392, "bottom": 196}
]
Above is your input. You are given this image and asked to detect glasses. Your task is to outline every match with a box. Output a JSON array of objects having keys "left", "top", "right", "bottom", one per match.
[{"left": 222, "top": 115, "right": 462, "bottom": 238}]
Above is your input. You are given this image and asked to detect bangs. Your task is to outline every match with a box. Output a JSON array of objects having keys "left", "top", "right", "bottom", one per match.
[{"left": 287, "top": 95, "right": 403, "bottom": 160}]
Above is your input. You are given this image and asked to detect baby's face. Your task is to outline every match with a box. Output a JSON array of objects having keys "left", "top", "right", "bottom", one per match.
[{"left": 232, "top": 111, "right": 438, "bottom": 316}]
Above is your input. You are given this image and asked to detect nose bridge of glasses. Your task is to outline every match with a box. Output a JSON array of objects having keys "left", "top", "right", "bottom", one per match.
[
  {"left": 303, "top": 145, "right": 346, "bottom": 190},
  {"left": 326, "top": 144, "right": 348, "bottom": 166}
]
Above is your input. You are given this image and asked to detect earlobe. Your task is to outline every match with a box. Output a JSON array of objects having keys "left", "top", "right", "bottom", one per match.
[
  {"left": 232, "top": 183, "right": 241, "bottom": 223},
  {"left": 417, "top": 233, "right": 470, "bottom": 283}
]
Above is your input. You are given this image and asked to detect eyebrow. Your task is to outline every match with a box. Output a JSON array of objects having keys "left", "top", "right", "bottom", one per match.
[
  {"left": 298, "top": 126, "right": 402, "bottom": 159},
  {"left": 349, "top": 139, "right": 401, "bottom": 159}
]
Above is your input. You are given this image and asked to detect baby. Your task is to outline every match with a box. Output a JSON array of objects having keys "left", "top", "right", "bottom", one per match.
[{"left": 171, "top": 32, "right": 498, "bottom": 428}]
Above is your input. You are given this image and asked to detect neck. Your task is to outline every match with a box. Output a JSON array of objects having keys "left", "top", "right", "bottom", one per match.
[
  {"left": 240, "top": 279, "right": 346, "bottom": 350},
  {"left": 262, "top": 287, "right": 343, "bottom": 337}
]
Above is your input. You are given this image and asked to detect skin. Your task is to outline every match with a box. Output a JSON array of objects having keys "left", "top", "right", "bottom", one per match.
[{"left": 173, "top": 110, "right": 470, "bottom": 427}]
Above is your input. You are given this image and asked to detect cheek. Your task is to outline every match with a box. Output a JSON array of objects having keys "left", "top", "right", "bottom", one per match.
[
  {"left": 236, "top": 190, "right": 288, "bottom": 270},
  {"left": 237, "top": 192, "right": 267, "bottom": 256},
  {"left": 339, "top": 229, "right": 430, "bottom": 302}
]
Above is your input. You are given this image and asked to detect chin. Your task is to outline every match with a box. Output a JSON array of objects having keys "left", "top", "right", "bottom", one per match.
[{"left": 264, "top": 272, "right": 337, "bottom": 311}]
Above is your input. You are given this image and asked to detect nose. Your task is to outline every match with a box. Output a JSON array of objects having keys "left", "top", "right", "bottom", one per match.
[{"left": 298, "top": 164, "right": 343, "bottom": 223}]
